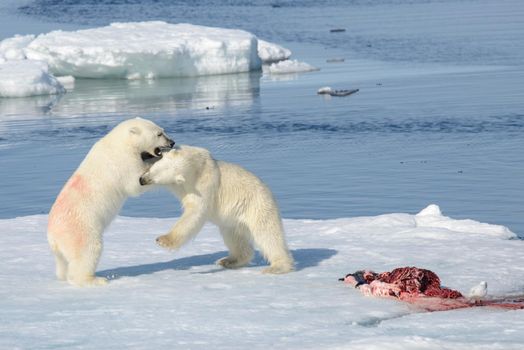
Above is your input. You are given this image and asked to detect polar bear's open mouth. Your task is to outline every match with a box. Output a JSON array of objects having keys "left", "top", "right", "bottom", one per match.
[
  {"left": 140, "top": 151, "right": 156, "bottom": 161},
  {"left": 140, "top": 147, "right": 162, "bottom": 161},
  {"left": 141, "top": 147, "right": 172, "bottom": 161}
]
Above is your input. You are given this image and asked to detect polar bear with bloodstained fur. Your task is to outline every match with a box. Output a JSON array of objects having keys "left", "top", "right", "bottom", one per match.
[
  {"left": 47, "top": 118, "right": 174, "bottom": 286},
  {"left": 139, "top": 145, "right": 294, "bottom": 274}
]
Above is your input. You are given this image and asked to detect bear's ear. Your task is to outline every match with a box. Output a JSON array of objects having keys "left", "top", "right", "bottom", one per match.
[
  {"left": 175, "top": 174, "right": 186, "bottom": 184},
  {"left": 129, "top": 126, "right": 141, "bottom": 135}
]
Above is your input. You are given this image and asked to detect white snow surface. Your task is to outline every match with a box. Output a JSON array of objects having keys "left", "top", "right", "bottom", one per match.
[
  {"left": 2, "top": 204, "right": 523, "bottom": 349},
  {"left": 0, "top": 21, "right": 293, "bottom": 79},
  {"left": 257, "top": 39, "right": 292, "bottom": 63},
  {"left": 0, "top": 34, "right": 34, "bottom": 62},
  {"left": 24, "top": 21, "right": 261, "bottom": 79},
  {"left": 265, "top": 59, "right": 319, "bottom": 74},
  {"left": 55, "top": 75, "right": 75, "bottom": 89},
  {"left": 0, "top": 60, "right": 65, "bottom": 97}
]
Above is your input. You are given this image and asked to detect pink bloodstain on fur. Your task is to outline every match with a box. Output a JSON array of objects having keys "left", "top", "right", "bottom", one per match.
[
  {"left": 69, "top": 174, "right": 87, "bottom": 192},
  {"left": 48, "top": 174, "right": 89, "bottom": 256},
  {"left": 342, "top": 267, "right": 524, "bottom": 312}
]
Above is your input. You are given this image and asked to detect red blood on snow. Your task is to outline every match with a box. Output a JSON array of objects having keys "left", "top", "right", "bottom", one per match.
[{"left": 341, "top": 266, "right": 524, "bottom": 312}]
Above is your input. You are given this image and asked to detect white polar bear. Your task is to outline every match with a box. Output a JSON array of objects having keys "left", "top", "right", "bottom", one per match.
[
  {"left": 47, "top": 118, "right": 174, "bottom": 286},
  {"left": 139, "top": 145, "right": 294, "bottom": 274}
]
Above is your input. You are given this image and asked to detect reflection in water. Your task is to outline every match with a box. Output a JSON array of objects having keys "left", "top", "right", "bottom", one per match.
[
  {"left": 0, "top": 94, "right": 61, "bottom": 119},
  {"left": 0, "top": 72, "right": 261, "bottom": 118}
]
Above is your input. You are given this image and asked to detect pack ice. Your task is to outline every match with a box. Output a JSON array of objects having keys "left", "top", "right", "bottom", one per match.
[{"left": 0, "top": 21, "right": 294, "bottom": 86}]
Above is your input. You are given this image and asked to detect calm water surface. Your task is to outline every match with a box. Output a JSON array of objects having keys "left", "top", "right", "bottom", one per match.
[{"left": 1, "top": 0, "right": 523, "bottom": 237}]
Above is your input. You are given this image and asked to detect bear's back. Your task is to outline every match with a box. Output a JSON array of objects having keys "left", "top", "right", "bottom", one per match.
[{"left": 216, "top": 161, "right": 276, "bottom": 205}]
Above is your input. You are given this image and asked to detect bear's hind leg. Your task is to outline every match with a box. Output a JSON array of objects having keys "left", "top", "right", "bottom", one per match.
[
  {"left": 216, "top": 225, "right": 254, "bottom": 269},
  {"left": 251, "top": 225, "right": 294, "bottom": 274},
  {"left": 67, "top": 259, "right": 108, "bottom": 287},
  {"left": 66, "top": 239, "right": 107, "bottom": 287},
  {"left": 53, "top": 250, "right": 68, "bottom": 281},
  {"left": 49, "top": 240, "right": 68, "bottom": 280}
]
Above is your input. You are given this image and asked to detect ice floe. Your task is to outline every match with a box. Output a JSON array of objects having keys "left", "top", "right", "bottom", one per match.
[
  {"left": 0, "top": 21, "right": 295, "bottom": 82},
  {"left": 55, "top": 75, "right": 75, "bottom": 89},
  {"left": 0, "top": 21, "right": 305, "bottom": 97},
  {"left": 258, "top": 39, "right": 292, "bottom": 63},
  {"left": 23, "top": 22, "right": 262, "bottom": 79},
  {"left": 0, "top": 34, "right": 34, "bottom": 62},
  {"left": 265, "top": 59, "right": 319, "bottom": 74},
  {"left": 1, "top": 204, "right": 523, "bottom": 349},
  {"left": 0, "top": 60, "right": 65, "bottom": 98}
]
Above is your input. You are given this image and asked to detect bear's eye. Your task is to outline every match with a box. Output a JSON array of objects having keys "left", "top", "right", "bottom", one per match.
[{"left": 157, "top": 131, "right": 162, "bottom": 137}]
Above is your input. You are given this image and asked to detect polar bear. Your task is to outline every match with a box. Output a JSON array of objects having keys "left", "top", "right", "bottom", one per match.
[
  {"left": 47, "top": 117, "right": 174, "bottom": 286},
  {"left": 139, "top": 145, "right": 294, "bottom": 274}
]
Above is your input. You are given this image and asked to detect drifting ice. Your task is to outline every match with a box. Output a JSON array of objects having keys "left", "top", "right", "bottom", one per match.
[
  {"left": 24, "top": 22, "right": 264, "bottom": 79},
  {"left": 0, "top": 22, "right": 294, "bottom": 81},
  {"left": 266, "top": 59, "right": 319, "bottom": 74},
  {"left": 0, "top": 34, "right": 35, "bottom": 62},
  {"left": 0, "top": 21, "right": 315, "bottom": 97},
  {"left": 258, "top": 39, "right": 292, "bottom": 63},
  {"left": 0, "top": 60, "right": 65, "bottom": 98}
]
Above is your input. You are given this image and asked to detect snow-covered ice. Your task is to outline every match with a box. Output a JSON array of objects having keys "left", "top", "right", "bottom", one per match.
[
  {"left": 0, "top": 34, "right": 34, "bottom": 62},
  {"left": 0, "top": 60, "right": 65, "bottom": 97},
  {"left": 0, "top": 21, "right": 300, "bottom": 94},
  {"left": 0, "top": 21, "right": 295, "bottom": 81},
  {"left": 55, "top": 75, "right": 75, "bottom": 89},
  {"left": 265, "top": 59, "right": 319, "bottom": 74},
  {"left": 257, "top": 39, "right": 291, "bottom": 63},
  {"left": 23, "top": 21, "right": 261, "bottom": 79},
  {"left": 1, "top": 204, "right": 523, "bottom": 349}
]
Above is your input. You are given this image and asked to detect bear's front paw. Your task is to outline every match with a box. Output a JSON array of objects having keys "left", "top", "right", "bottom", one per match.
[
  {"left": 156, "top": 234, "right": 181, "bottom": 250},
  {"left": 216, "top": 256, "right": 238, "bottom": 269}
]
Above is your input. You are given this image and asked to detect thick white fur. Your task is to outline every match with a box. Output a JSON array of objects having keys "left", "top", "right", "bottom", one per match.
[
  {"left": 47, "top": 117, "right": 174, "bottom": 286},
  {"left": 140, "top": 145, "right": 294, "bottom": 274}
]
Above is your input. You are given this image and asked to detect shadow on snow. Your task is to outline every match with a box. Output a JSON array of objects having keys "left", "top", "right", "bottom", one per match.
[{"left": 98, "top": 248, "right": 337, "bottom": 280}]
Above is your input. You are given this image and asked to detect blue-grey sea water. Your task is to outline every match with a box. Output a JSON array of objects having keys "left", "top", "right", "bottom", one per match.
[{"left": 1, "top": 0, "right": 523, "bottom": 237}]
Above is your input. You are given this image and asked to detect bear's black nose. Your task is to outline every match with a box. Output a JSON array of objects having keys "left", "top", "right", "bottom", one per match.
[
  {"left": 139, "top": 177, "right": 147, "bottom": 186},
  {"left": 169, "top": 139, "right": 175, "bottom": 148}
]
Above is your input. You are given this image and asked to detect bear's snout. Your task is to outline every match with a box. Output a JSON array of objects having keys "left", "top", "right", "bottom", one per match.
[
  {"left": 154, "top": 139, "right": 175, "bottom": 157},
  {"left": 139, "top": 175, "right": 150, "bottom": 186}
]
